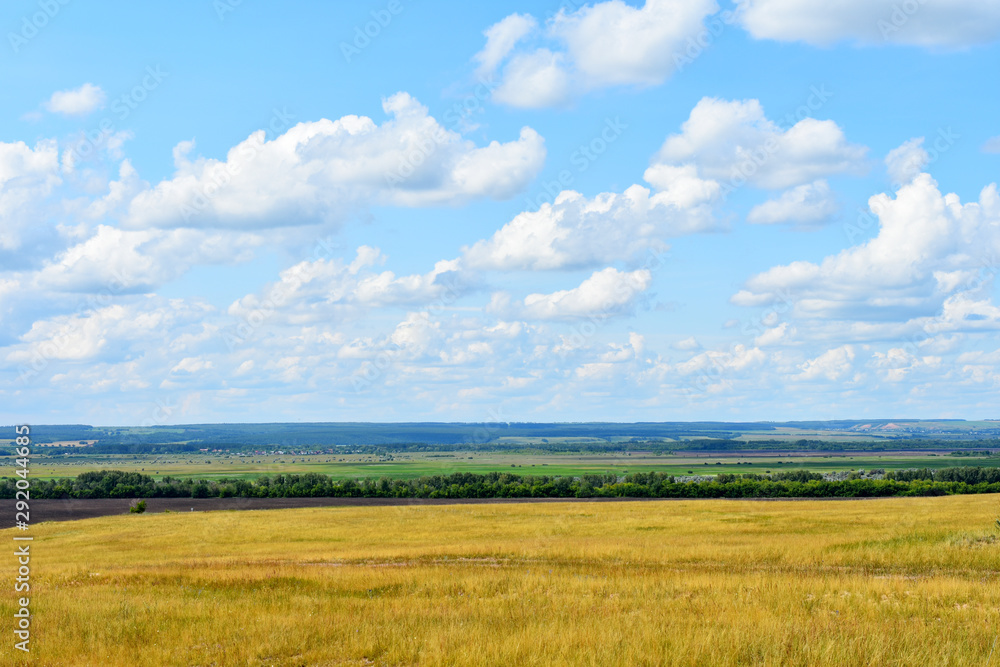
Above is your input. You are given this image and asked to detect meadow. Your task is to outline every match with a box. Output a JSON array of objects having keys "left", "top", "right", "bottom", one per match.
[
  {"left": 12, "top": 449, "right": 1000, "bottom": 482},
  {"left": 4, "top": 495, "right": 1000, "bottom": 665}
]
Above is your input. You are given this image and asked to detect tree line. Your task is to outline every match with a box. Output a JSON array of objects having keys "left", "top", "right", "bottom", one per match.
[{"left": 5, "top": 467, "right": 1000, "bottom": 500}]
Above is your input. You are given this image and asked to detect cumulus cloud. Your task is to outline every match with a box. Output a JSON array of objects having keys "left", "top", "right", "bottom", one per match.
[
  {"left": 490, "top": 267, "right": 652, "bottom": 320},
  {"left": 981, "top": 136, "right": 1000, "bottom": 154},
  {"left": 171, "top": 357, "right": 214, "bottom": 374},
  {"left": 923, "top": 293, "right": 1000, "bottom": 334},
  {"left": 388, "top": 312, "right": 445, "bottom": 360},
  {"left": 739, "top": 0, "right": 1000, "bottom": 47},
  {"left": 674, "top": 344, "right": 767, "bottom": 391},
  {"left": 0, "top": 140, "right": 62, "bottom": 251},
  {"left": 477, "top": 0, "right": 718, "bottom": 108},
  {"left": 885, "top": 137, "right": 930, "bottom": 186},
  {"left": 747, "top": 180, "right": 838, "bottom": 225},
  {"left": 754, "top": 322, "right": 794, "bottom": 346},
  {"left": 226, "top": 246, "right": 467, "bottom": 329},
  {"left": 871, "top": 346, "right": 941, "bottom": 382},
  {"left": 124, "top": 92, "right": 545, "bottom": 229},
  {"left": 233, "top": 359, "right": 255, "bottom": 376},
  {"left": 474, "top": 13, "right": 537, "bottom": 76},
  {"left": 653, "top": 97, "right": 868, "bottom": 190},
  {"left": 6, "top": 80, "right": 999, "bottom": 421},
  {"left": 43, "top": 83, "right": 106, "bottom": 116},
  {"left": 462, "top": 96, "right": 861, "bottom": 274},
  {"left": 6, "top": 298, "right": 212, "bottom": 365},
  {"left": 797, "top": 345, "right": 856, "bottom": 381},
  {"left": 551, "top": 0, "right": 719, "bottom": 86},
  {"left": 493, "top": 49, "right": 572, "bottom": 109},
  {"left": 463, "top": 184, "right": 712, "bottom": 272},
  {"left": 733, "top": 166, "right": 1000, "bottom": 322},
  {"left": 33, "top": 225, "right": 263, "bottom": 294},
  {"left": 673, "top": 336, "right": 701, "bottom": 351}
]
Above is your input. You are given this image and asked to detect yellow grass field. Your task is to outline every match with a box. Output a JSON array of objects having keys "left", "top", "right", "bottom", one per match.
[{"left": 4, "top": 496, "right": 1000, "bottom": 665}]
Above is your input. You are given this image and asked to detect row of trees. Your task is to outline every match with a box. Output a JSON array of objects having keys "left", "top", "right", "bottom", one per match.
[
  {"left": 5, "top": 468, "right": 1000, "bottom": 500},
  {"left": 885, "top": 467, "right": 1000, "bottom": 483}
]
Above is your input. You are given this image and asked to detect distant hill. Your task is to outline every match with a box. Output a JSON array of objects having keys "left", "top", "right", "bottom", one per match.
[{"left": 4, "top": 420, "right": 999, "bottom": 453}]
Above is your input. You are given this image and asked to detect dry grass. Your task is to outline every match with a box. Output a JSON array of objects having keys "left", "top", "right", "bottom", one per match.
[{"left": 4, "top": 495, "right": 1000, "bottom": 665}]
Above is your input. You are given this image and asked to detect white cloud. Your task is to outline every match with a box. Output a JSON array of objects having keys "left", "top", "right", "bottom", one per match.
[
  {"left": 0, "top": 140, "right": 62, "bottom": 250},
  {"left": 493, "top": 49, "right": 572, "bottom": 109},
  {"left": 747, "top": 180, "right": 838, "bottom": 225},
  {"left": 233, "top": 360, "right": 255, "bottom": 376},
  {"left": 6, "top": 80, "right": 1000, "bottom": 421},
  {"left": 925, "top": 293, "right": 1000, "bottom": 333},
  {"left": 43, "top": 83, "right": 106, "bottom": 116},
  {"left": 885, "top": 137, "right": 930, "bottom": 186},
  {"left": 6, "top": 299, "right": 212, "bottom": 365},
  {"left": 653, "top": 97, "right": 868, "bottom": 190},
  {"left": 797, "top": 345, "right": 856, "bottom": 381},
  {"left": 124, "top": 92, "right": 545, "bottom": 229},
  {"left": 226, "top": 246, "right": 465, "bottom": 330},
  {"left": 754, "top": 322, "right": 794, "bottom": 346},
  {"left": 458, "top": 100, "right": 818, "bottom": 274},
  {"left": 35, "top": 225, "right": 263, "bottom": 293},
  {"left": 734, "top": 168, "right": 1000, "bottom": 322},
  {"left": 493, "top": 267, "right": 652, "bottom": 320},
  {"left": 478, "top": 0, "right": 718, "bottom": 108},
  {"left": 871, "top": 347, "right": 941, "bottom": 382},
  {"left": 982, "top": 136, "right": 1000, "bottom": 154},
  {"left": 172, "top": 357, "right": 214, "bottom": 374},
  {"left": 388, "top": 312, "right": 444, "bottom": 360},
  {"left": 551, "top": 0, "right": 718, "bottom": 86},
  {"left": 463, "top": 184, "right": 712, "bottom": 271},
  {"left": 474, "top": 13, "right": 537, "bottom": 76},
  {"left": 675, "top": 343, "right": 766, "bottom": 377},
  {"left": 354, "top": 258, "right": 465, "bottom": 308},
  {"left": 673, "top": 336, "right": 701, "bottom": 351},
  {"left": 739, "top": 0, "right": 1000, "bottom": 47}
]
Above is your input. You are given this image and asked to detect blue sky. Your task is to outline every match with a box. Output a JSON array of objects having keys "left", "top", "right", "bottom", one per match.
[{"left": 1, "top": 0, "right": 999, "bottom": 425}]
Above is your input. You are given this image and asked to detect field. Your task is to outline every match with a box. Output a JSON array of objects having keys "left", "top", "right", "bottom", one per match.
[
  {"left": 4, "top": 495, "right": 1000, "bottom": 665},
  {"left": 10, "top": 449, "right": 1000, "bottom": 483},
  {"left": 9, "top": 419, "right": 1000, "bottom": 451}
]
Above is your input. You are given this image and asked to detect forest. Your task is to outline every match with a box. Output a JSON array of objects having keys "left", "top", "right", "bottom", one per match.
[{"left": 8, "top": 467, "right": 1000, "bottom": 500}]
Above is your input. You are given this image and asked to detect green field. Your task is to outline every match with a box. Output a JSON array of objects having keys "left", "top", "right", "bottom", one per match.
[{"left": 10, "top": 449, "right": 1000, "bottom": 482}]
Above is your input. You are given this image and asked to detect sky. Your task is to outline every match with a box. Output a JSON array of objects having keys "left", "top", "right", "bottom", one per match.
[{"left": 0, "top": 0, "right": 999, "bottom": 426}]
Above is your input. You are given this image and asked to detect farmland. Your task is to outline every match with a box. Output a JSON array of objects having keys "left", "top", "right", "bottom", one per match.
[
  {"left": 10, "top": 448, "right": 1000, "bottom": 483},
  {"left": 3, "top": 495, "right": 999, "bottom": 665}
]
